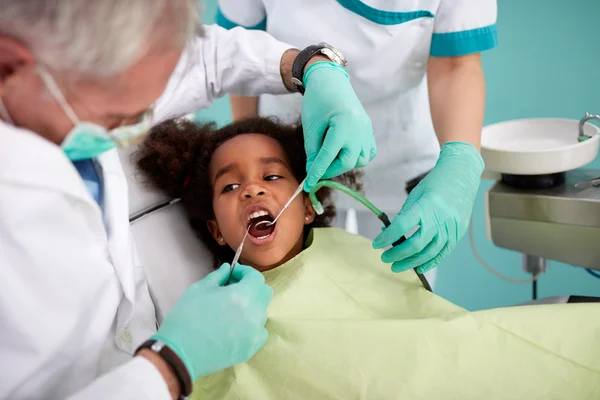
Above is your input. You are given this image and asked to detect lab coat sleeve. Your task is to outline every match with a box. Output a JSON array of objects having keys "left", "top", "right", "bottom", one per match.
[
  {"left": 154, "top": 24, "right": 292, "bottom": 123},
  {"left": 67, "top": 358, "right": 170, "bottom": 400},
  {"left": 0, "top": 186, "right": 169, "bottom": 400},
  {"left": 430, "top": 0, "right": 498, "bottom": 57},
  {"left": 216, "top": 0, "right": 267, "bottom": 30}
]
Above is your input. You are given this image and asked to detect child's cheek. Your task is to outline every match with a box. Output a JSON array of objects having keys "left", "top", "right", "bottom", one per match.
[
  {"left": 279, "top": 201, "right": 307, "bottom": 237},
  {"left": 214, "top": 201, "right": 239, "bottom": 240}
]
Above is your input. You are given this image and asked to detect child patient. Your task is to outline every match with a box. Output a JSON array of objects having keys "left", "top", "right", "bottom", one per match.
[{"left": 137, "top": 117, "right": 600, "bottom": 400}]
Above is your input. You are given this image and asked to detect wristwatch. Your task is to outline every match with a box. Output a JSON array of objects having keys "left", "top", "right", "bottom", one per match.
[
  {"left": 291, "top": 42, "right": 348, "bottom": 95},
  {"left": 135, "top": 339, "right": 192, "bottom": 399}
]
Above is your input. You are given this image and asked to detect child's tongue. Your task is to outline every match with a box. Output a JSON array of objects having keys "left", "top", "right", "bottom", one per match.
[{"left": 248, "top": 215, "right": 275, "bottom": 238}]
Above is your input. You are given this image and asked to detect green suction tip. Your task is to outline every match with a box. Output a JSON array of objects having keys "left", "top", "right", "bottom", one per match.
[{"left": 308, "top": 180, "right": 384, "bottom": 217}]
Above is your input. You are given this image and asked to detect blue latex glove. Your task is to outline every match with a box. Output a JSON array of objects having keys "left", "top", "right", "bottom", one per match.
[
  {"left": 152, "top": 263, "right": 273, "bottom": 380},
  {"left": 373, "top": 142, "right": 484, "bottom": 273},
  {"left": 301, "top": 61, "right": 376, "bottom": 191}
]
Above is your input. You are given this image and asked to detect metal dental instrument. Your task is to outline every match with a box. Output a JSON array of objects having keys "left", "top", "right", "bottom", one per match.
[
  {"left": 227, "top": 178, "right": 306, "bottom": 284},
  {"left": 308, "top": 180, "right": 432, "bottom": 292},
  {"left": 226, "top": 225, "right": 251, "bottom": 286},
  {"left": 255, "top": 178, "right": 307, "bottom": 229}
]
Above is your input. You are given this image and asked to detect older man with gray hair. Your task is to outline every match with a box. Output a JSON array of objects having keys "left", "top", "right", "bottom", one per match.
[{"left": 0, "top": 1, "right": 375, "bottom": 399}]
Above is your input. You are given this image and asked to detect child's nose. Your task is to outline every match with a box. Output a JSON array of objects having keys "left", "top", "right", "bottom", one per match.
[{"left": 243, "top": 182, "right": 267, "bottom": 199}]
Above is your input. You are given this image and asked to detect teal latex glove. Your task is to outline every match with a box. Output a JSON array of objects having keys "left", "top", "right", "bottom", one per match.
[
  {"left": 301, "top": 61, "right": 376, "bottom": 191},
  {"left": 152, "top": 263, "right": 273, "bottom": 380},
  {"left": 373, "top": 142, "right": 484, "bottom": 273}
]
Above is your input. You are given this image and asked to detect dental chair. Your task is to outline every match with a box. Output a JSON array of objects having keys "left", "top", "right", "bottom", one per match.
[{"left": 119, "top": 146, "right": 214, "bottom": 322}]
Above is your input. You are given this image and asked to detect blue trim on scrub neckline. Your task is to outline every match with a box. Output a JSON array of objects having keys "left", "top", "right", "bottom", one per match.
[
  {"left": 430, "top": 24, "right": 498, "bottom": 57},
  {"left": 215, "top": 7, "right": 267, "bottom": 30},
  {"left": 336, "top": 0, "right": 433, "bottom": 25}
]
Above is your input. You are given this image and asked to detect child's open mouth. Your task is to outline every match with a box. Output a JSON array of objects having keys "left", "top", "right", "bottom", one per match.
[{"left": 247, "top": 210, "right": 277, "bottom": 244}]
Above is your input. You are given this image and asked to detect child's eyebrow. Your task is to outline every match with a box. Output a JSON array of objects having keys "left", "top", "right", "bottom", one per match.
[
  {"left": 214, "top": 163, "right": 237, "bottom": 181},
  {"left": 260, "top": 157, "right": 290, "bottom": 170}
]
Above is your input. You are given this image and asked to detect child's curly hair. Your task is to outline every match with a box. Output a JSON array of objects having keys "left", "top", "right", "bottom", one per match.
[{"left": 135, "top": 116, "right": 363, "bottom": 268}]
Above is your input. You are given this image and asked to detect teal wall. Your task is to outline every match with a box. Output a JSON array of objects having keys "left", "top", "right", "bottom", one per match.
[{"left": 198, "top": 0, "right": 600, "bottom": 310}]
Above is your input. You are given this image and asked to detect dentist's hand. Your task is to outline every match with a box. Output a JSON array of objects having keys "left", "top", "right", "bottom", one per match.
[
  {"left": 301, "top": 61, "right": 376, "bottom": 191},
  {"left": 152, "top": 263, "right": 273, "bottom": 380},
  {"left": 373, "top": 142, "right": 484, "bottom": 273}
]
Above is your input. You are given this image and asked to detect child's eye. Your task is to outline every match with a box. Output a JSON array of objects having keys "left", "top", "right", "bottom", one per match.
[
  {"left": 222, "top": 183, "right": 240, "bottom": 193},
  {"left": 265, "top": 175, "right": 282, "bottom": 182}
]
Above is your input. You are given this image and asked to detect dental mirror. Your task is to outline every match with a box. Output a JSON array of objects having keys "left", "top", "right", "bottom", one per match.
[{"left": 254, "top": 178, "right": 306, "bottom": 230}]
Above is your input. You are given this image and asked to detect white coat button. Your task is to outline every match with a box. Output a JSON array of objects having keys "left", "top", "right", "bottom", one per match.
[
  {"left": 415, "top": 62, "right": 424, "bottom": 68},
  {"left": 120, "top": 328, "right": 132, "bottom": 343},
  {"left": 421, "top": 19, "right": 433, "bottom": 27}
]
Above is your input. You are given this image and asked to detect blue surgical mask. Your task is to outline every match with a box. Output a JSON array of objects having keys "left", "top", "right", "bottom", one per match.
[{"left": 37, "top": 67, "right": 154, "bottom": 161}]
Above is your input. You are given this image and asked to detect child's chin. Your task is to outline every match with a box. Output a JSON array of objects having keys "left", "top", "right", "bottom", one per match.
[{"left": 245, "top": 255, "right": 286, "bottom": 272}]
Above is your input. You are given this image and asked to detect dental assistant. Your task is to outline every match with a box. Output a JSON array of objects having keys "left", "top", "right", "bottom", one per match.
[
  {"left": 217, "top": 0, "right": 498, "bottom": 282},
  {"left": 0, "top": 1, "right": 375, "bottom": 399}
]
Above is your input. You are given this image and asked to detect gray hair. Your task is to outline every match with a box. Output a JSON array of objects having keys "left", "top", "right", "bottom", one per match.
[{"left": 0, "top": 0, "right": 202, "bottom": 78}]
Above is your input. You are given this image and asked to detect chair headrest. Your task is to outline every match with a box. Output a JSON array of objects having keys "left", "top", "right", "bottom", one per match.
[
  {"left": 118, "top": 145, "right": 170, "bottom": 216},
  {"left": 119, "top": 145, "right": 214, "bottom": 320}
]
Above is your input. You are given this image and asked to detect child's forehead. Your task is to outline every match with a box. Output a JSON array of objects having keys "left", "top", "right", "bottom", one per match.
[{"left": 210, "top": 133, "right": 290, "bottom": 171}]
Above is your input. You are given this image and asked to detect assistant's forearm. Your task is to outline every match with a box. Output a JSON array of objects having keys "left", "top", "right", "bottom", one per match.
[
  {"left": 155, "top": 25, "right": 334, "bottom": 123},
  {"left": 279, "top": 49, "right": 329, "bottom": 91},
  {"left": 427, "top": 54, "right": 486, "bottom": 150},
  {"left": 229, "top": 95, "right": 259, "bottom": 120}
]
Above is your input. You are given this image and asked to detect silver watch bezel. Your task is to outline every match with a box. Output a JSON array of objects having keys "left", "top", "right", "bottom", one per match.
[
  {"left": 318, "top": 42, "right": 348, "bottom": 68},
  {"left": 291, "top": 77, "right": 303, "bottom": 88},
  {"left": 293, "top": 43, "right": 348, "bottom": 93},
  {"left": 150, "top": 340, "right": 166, "bottom": 353}
]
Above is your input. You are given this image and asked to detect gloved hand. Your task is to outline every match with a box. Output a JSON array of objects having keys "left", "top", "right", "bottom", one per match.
[
  {"left": 301, "top": 61, "right": 376, "bottom": 191},
  {"left": 152, "top": 263, "right": 273, "bottom": 380},
  {"left": 373, "top": 142, "right": 484, "bottom": 273}
]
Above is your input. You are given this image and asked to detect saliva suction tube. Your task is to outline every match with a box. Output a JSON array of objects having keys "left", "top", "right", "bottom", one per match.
[{"left": 308, "top": 180, "right": 432, "bottom": 292}]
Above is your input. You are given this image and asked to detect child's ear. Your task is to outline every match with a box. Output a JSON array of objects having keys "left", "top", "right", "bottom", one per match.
[
  {"left": 303, "top": 195, "right": 316, "bottom": 225},
  {"left": 207, "top": 220, "right": 227, "bottom": 246}
]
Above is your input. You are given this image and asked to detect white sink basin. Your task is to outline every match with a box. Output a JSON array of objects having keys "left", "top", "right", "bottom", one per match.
[{"left": 481, "top": 118, "right": 600, "bottom": 176}]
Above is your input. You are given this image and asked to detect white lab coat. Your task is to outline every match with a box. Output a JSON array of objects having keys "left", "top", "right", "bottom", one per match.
[
  {"left": 217, "top": 0, "right": 498, "bottom": 212},
  {"left": 0, "top": 25, "right": 290, "bottom": 399}
]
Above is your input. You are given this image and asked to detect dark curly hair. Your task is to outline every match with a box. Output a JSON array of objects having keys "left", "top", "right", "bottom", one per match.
[{"left": 135, "top": 116, "right": 363, "bottom": 268}]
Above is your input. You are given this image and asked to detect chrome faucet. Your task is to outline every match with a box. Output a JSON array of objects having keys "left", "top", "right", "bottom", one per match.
[{"left": 578, "top": 112, "right": 600, "bottom": 141}]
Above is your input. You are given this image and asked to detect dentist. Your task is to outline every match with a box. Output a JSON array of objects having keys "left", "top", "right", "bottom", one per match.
[{"left": 0, "top": 1, "right": 374, "bottom": 399}]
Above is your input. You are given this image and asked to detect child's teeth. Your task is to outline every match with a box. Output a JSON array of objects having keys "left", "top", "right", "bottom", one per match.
[{"left": 248, "top": 210, "right": 269, "bottom": 221}]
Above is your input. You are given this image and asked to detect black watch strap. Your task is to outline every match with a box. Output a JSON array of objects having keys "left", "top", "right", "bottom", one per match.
[
  {"left": 291, "top": 45, "right": 326, "bottom": 95},
  {"left": 136, "top": 339, "right": 193, "bottom": 399}
]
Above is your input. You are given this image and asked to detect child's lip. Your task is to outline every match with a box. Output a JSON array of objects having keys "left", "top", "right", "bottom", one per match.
[{"left": 247, "top": 223, "right": 277, "bottom": 246}]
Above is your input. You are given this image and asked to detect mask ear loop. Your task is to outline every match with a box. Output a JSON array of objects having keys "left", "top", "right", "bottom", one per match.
[
  {"left": 36, "top": 66, "right": 80, "bottom": 126},
  {"left": 0, "top": 97, "right": 14, "bottom": 124}
]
